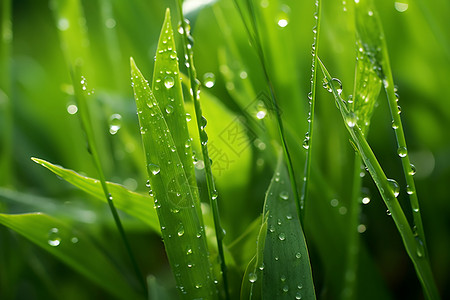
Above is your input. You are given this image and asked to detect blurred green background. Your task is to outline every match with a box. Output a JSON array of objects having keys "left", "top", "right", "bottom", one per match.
[{"left": 0, "top": 0, "right": 449, "bottom": 299}]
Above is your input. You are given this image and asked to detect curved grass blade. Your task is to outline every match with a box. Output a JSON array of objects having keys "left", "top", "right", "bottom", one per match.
[
  {"left": 31, "top": 157, "right": 160, "bottom": 233},
  {"left": 355, "top": 0, "right": 427, "bottom": 261},
  {"left": 262, "top": 155, "right": 316, "bottom": 299},
  {"left": 318, "top": 57, "right": 440, "bottom": 300},
  {"left": 175, "top": 3, "right": 229, "bottom": 297},
  {"left": 0, "top": 213, "right": 144, "bottom": 300},
  {"left": 131, "top": 58, "right": 216, "bottom": 299}
]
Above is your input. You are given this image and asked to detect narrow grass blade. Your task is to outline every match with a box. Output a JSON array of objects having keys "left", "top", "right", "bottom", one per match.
[
  {"left": 31, "top": 157, "right": 160, "bottom": 233},
  {"left": 301, "top": 0, "right": 322, "bottom": 220},
  {"left": 261, "top": 155, "right": 316, "bottom": 299},
  {"left": 72, "top": 66, "right": 145, "bottom": 293},
  {"left": 131, "top": 58, "right": 216, "bottom": 299},
  {"left": 318, "top": 57, "right": 440, "bottom": 300},
  {"left": 0, "top": 0, "right": 13, "bottom": 186},
  {"left": 0, "top": 213, "right": 143, "bottom": 300},
  {"left": 176, "top": 3, "right": 229, "bottom": 297}
]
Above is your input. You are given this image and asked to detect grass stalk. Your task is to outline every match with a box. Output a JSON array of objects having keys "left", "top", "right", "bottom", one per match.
[
  {"left": 0, "top": 0, "right": 13, "bottom": 187},
  {"left": 175, "top": 2, "right": 230, "bottom": 298},
  {"left": 318, "top": 57, "right": 440, "bottom": 300},
  {"left": 301, "top": 0, "right": 322, "bottom": 221},
  {"left": 71, "top": 66, "right": 146, "bottom": 294}
]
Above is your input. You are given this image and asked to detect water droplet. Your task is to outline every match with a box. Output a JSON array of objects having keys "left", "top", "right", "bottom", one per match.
[
  {"left": 282, "top": 285, "right": 289, "bottom": 292},
  {"left": 296, "top": 292, "right": 302, "bottom": 299},
  {"left": 164, "top": 76, "right": 174, "bottom": 89},
  {"left": 177, "top": 23, "right": 184, "bottom": 34},
  {"left": 67, "top": 104, "right": 78, "bottom": 115},
  {"left": 330, "top": 199, "right": 339, "bottom": 207},
  {"left": 145, "top": 180, "right": 151, "bottom": 187},
  {"left": 386, "top": 209, "right": 392, "bottom": 216},
  {"left": 279, "top": 191, "right": 289, "bottom": 200},
  {"left": 165, "top": 104, "right": 173, "bottom": 114},
  {"left": 395, "top": 2, "right": 409, "bottom": 12},
  {"left": 278, "top": 233, "right": 286, "bottom": 241},
  {"left": 346, "top": 112, "right": 357, "bottom": 128},
  {"left": 398, "top": 147, "right": 407, "bottom": 157},
  {"left": 296, "top": 252, "right": 302, "bottom": 259},
  {"left": 70, "top": 237, "right": 79, "bottom": 243},
  {"left": 387, "top": 178, "right": 400, "bottom": 197},
  {"left": 203, "top": 72, "right": 215, "bottom": 88},
  {"left": 148, "top": 164, "right": 161, "bottom": 175},
  {"left": 186, "top": 113, "right": 191, "bottom": 122},
  {"left": 280, "top": 275, "right": 286, "bottom": 282},
  {"left": 186, "top": 248, "right": 193, "bottom": 255},
  {"left": 302, "top": 138, "right": 310, "bottom": 150},
  {"left": 416, "top": 238, "right": 425, "bottom": 258},
  {"left": 392, "top": 121, "right": 399, "bottom": 130},
  {"left": 48, "top": 228, "right": 61, "bottom": 247},
  {"left": 397, "top": 105, "right": 402, "bottom": 114},
  {"left": 195, "top": 283, "right": 202, "bottom": 289},
  {"left": 109, "top": 114, "right": 122, "bottom": 135},
  {"left": 57, "top": 18, "right": 70, "bottom": 31},
  {"left": 200, "top": 116, "right": 207, "bottom": 130},
  {"left": 248, "top": 272, "right": 257, "bottom": 283},
  {"left": 357, "top": 224, "right": 367, "bottom": 233},
  {"left": 406, "top": 185, "right": 414, "bottom": 195},
  {"left": 409, "top": 164, "right": 416, "bottom": 176},
  {"left": 362, "top": 197, "right": 371, "bottom": 205},
  {"left": 177, "top": 225, "right": 185, "bottom": 237}
]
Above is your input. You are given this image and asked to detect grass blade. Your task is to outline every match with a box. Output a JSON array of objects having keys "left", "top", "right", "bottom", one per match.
[
  {"left": 261, "top": 155, "right": 316, "bottom": 299},
  {"left": 318, "top": 57, "right": 440, "bottom": 300},
  {"left": 301, "top": 0, "right": 322, "bottom": 220},
  {"left": 131, "top": 57, "right": 216, "bottom": 298},
  {"left": 176, "top": 3, "right": 229, "bottom": 297},
  {"left": 31, "top": 158, "right": 160, "bottom": 233},
  {"left": 0, "top": 212, "right": 143, "bottom": 299}
]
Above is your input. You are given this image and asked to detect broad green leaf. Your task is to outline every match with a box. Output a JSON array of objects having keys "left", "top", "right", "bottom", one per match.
[
  {"left": 0, "top": 213, "right": 143, "bottom": 300},
  {"left": 31, "top": 158, "right": 160, "bottom": 233},
  {"left": 131, "top": 49, "right": 216, "bottom": 300},
  {"left": 262, "top": 156, "right": 316, "bottom": 300}
]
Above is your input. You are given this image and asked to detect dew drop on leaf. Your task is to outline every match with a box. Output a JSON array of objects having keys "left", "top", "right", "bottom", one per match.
[
  {"left": 148, "top": 164, "right": 161, "bottom": 175},
  {"left": 248, "top": 272, "right": 257, "bottom": 283},
  {"left": 48, "top": 228, "right": 61, "bottom": 247},
  {"left": 109, "top": 114, "right": 122, "bottom": 135},
  {"left": 278, "top": 232, "right": 286, "bottom": 241},
  {"left": 203, "top": 72, "right": 215, "bottom": 88},
  {"left": 164, "top": 76, "right": 174, "bottom": 89},
  {"left": 387, "top": 178, "right": 400, "bottom": 197}
]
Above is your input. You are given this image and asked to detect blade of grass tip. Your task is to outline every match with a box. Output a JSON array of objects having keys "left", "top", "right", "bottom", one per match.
[
  {"left": 232, "top": 0, "right": 303, "bottom": 226},
  {"left": 71, "top": 66, "right": 146, "bottom": 294},
  {"left": 318, "top": 57, "right": 440, "bottom": 300},
  {"left": 131, "top": 57, "right": 217, "bottom": 299},
  {"left": 0, "top": 0, "right": 13, "bottom": 187},
  {"left": 261, "top": 154, "right": 316, "bottom": 299},
  {"left": 175, "top": 3, "right": 229, "bottom": 298},
  {"left": 301, "top": 0, "right": 321, "bottom": 221},
  {"left": 355, "top": 1, "right": 439, "bottom": 298},
  {"left": 30, "top": 158, "right": 161, "bottom": 233}
]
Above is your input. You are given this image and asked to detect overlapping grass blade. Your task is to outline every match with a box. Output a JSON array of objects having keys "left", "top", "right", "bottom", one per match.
[
  {"left": 31, "top": 158, "right": 160, "bottom": 233},
  {"left": 0, "top": 213, "right": 143, "bottom": 300},
  {"left": 318, "top": 57, "right": 440, "bottom": 300},
  {"left": 176, "top": 3, "right": 229, "bottom": 297},
  {"left": 260, "top": 155, "right": 316, "bottom": 299},
  {"left": 131, "top": 55, "right": 216, "bottom": 298}
]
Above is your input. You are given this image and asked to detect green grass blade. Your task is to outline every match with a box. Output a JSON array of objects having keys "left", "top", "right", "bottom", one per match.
[
  {"left": 0, "top": 0, "right": 13, "bottom": 187},
  {"left": 131, "top": 57, "right": 216, "bottom": 299},
  {"left": 355, "top": 0, "right": 427, "bottom": 259},
  {"left": 262, "top": 155, "right": 316, "bottom": 299},
  {"left": 301, "top": 0, "right": 322, "bottom": 220},
  {"left": 176, "top": 3, "right": 229, "bottom": 297},
  {"left": 318, "top": 57, "right": 440, "bottom": 300},
  {"left": 71, "top": 66, "right": 146, "bottom": 293},
  {"left": 31, "top": 157, "right": 160, "bottom": 233},
  {"left": 0, "top": 212, "right": 143, "bottom": 300}
]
